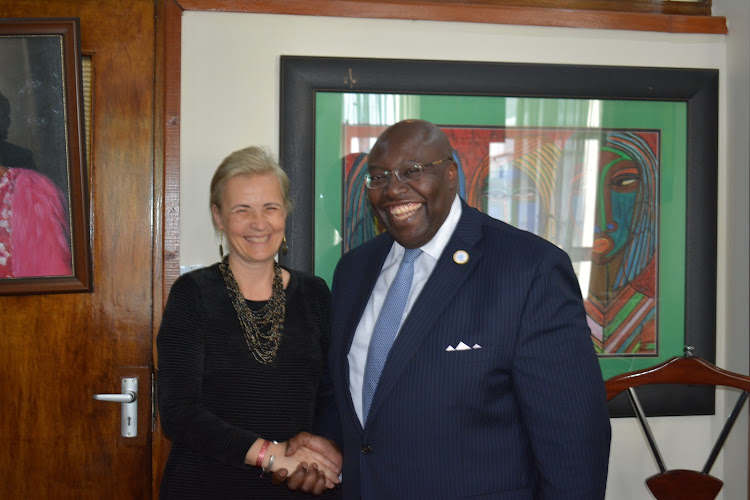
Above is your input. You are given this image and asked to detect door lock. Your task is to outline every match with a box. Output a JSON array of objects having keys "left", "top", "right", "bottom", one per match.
[{"left": 93, "top": 377, "right": 138, "bottom": 437}]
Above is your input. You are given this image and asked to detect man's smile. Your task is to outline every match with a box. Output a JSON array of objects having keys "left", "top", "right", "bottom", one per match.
[{"left": 388, "top": 202, "right": 423, "bottom": 220}]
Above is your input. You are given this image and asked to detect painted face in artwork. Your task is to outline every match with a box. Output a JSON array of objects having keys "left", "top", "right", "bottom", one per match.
[
  {"left": 485, "top": 165, "right": 545, "bottom": 236},
  {"left": 591, "top": 148, "right": 641, "bottom": 264},
  {"left": 211, "top": 173, "right": 287, "bottom": 267},
  {"left": 366, "top": 122, "right": 457, "bottom": 249}
]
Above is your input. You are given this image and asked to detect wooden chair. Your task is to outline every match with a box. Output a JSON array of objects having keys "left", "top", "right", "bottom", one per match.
[{"left": 605, "top": 353, "right": 750, "bottom": 500}]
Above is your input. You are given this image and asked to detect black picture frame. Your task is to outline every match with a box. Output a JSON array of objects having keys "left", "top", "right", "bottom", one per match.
[
  {"left": 279, "top": 55, "right": 718, "bottom": 417},
  {"left": 0, "top": 18, "right": 91, "bottom": 294}
]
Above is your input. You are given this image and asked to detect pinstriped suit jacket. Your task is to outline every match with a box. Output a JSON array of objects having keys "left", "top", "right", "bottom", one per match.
[{"left": 325, "top": 200, "right": 611, "bottom": 499}]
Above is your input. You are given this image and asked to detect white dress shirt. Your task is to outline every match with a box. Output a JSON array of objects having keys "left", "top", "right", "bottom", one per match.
[{"left": 348, "top": 195, "right": 462, "bottom": 424}]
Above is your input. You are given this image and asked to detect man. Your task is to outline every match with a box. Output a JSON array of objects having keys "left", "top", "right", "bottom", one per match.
[{"left": 278, "top": 119, "right": 611, "bottom": 498}]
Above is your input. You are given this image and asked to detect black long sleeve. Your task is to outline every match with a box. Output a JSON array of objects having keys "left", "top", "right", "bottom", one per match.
[{"left": 157, "top": 263, "right": 338, "bottom": 499}]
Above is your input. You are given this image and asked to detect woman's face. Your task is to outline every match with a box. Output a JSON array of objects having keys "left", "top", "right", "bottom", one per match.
[
  {"left": 591, "top": 149, "right": 640, "bottom": 264},
  {"left": 211, "top": 173, "right": 286, "bottom": 267}
]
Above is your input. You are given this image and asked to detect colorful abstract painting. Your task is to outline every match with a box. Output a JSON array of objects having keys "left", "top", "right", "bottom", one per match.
[{"left": 342, "top": 125, "right": 659, "bottom": 356}]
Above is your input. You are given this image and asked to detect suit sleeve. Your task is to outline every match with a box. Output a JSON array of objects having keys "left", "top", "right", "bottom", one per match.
[
  {"left": 512, "top": 246, "right": 611, "bottom": 499},
  {"left": 312, "top": 275, "right": 341, "bottom": 445}
]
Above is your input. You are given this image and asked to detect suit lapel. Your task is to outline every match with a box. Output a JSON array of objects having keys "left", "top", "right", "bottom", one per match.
[{"left": 367, "top": 202, "right": 484, "bottom": 423}]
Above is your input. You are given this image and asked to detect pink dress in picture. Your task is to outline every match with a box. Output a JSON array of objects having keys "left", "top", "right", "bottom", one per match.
[{"left": 0, "top": 167, "right": 72, "bottom": 278}]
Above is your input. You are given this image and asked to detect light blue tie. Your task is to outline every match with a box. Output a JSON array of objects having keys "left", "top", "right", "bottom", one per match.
[{"left": 362, "top": 247, "right": 422, "bottom": 424}]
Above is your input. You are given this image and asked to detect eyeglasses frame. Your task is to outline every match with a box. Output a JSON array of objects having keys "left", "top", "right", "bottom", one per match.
[{"left": 364, "top": 156, "right": 454, "bottom": 190}]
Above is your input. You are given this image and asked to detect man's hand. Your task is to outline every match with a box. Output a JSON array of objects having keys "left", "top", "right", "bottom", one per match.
[
  {"left": 283, "top": 432, "right": 342, "bottom": 467},
  {"left": 271, "top": 462, "right": 330, "bottom": 495}
]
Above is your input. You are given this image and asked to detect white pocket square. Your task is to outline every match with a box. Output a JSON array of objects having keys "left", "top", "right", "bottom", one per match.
[{"left": 446, "top": 341, "right": 482, "bottom": 351}]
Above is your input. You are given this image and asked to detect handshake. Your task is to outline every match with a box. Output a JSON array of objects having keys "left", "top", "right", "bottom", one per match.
[{"left": 266, "top": 432, "right": 342, "bottom": 495}]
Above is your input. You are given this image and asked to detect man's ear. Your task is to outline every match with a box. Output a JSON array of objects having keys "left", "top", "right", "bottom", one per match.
[{"left": 447, "top": 160, "right": 459, "bottom": 190}]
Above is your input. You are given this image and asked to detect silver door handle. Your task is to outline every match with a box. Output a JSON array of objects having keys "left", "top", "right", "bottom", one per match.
[
  {"left": 93, "top": 392, "right": 135, "bottom": 403},
  {"left": 93, "top": 377, "right": 138, "bottom": 437}
]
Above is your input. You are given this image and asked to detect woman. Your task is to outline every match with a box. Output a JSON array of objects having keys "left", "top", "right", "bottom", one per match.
[{"left": 157, "top": 146, "right": 341, "bottom": 498}]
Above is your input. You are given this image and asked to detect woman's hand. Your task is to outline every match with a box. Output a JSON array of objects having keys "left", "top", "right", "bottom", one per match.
[
  {"left": 271, "top": 438, "right": 340, "bottom": 488},
  {"left": 269, "top": 432, "right": 342, "bottom": 494}
]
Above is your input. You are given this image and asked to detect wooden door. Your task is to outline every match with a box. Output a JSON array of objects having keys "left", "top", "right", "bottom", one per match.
[{"left": 0, "top": 0, "right": 158, "bottom": 497}]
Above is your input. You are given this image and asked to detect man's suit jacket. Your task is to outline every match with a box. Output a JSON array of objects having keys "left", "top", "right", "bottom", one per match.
[{"left": 326, "top": 200, "right": 611, "bottom": 499}]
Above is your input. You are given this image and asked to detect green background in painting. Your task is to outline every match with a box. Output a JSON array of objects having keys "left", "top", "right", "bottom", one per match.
[{"left": 313, "top": 92, "right": 687, "bottom": 378}]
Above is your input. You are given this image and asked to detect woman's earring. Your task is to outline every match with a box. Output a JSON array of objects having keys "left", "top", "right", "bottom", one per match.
[
  {"left": 281, "top": 236, "right": 288, "bottom": 256},
  {"left": 219, "top": 230, "right": 225, "bottom": 260}
]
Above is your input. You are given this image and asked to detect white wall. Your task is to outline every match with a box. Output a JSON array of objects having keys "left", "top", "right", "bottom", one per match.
[
  {"left": 180, "top": 9, "right": 749, "bottom": 499},
  {"left": 712, "top": 1, "right": 750, "bottom": 499}
]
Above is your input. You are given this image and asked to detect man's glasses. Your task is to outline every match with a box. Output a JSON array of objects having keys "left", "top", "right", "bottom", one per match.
[{"left": 365, "top": 156, "right": 453, "bottom": 190}]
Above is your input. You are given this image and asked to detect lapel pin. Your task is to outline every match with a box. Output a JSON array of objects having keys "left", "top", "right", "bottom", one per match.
[{"left": 453, "top": 250, "right": 469, "bottom": 265}]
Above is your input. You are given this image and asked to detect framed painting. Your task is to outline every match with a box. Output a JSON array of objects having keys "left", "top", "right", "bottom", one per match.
[
  {"left": 0, "top": 18, "right": 91, "bottom": 294},
  {"left": 279, "top": 56, "right": 718, "bottom": 416}
]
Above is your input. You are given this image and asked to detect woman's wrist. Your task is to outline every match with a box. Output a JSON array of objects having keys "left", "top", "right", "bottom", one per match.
[
  {"left": 255, "top": 439, "right": 272, "bottom": 468},
  {"left": 254, "top": 439, "right": 283, "bottom": 472},
  {"left": 246, "top": 438, "right": 281, "bottom": 470}
]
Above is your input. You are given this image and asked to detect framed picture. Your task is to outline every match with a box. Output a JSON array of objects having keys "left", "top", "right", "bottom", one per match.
[
  {"left": 0, "top": 18, "right": 91, "bottom": 294},
  {"left": 280, "top": 56, "right": 718, "bottom": 416}
]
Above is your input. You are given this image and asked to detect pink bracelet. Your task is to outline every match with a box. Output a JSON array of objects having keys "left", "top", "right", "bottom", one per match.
[{"left": 255, "top": 440, "right": 271, "bottom": 469}]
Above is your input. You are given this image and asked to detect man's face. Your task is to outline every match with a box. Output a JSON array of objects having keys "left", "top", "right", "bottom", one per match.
[{"left": 366, "top": 131, "right": 457, "bottom": 249}]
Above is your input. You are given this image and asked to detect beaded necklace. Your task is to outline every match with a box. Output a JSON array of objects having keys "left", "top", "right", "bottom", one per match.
[{"left": 219, "top": 256, "right": 285, "bottom": 364}]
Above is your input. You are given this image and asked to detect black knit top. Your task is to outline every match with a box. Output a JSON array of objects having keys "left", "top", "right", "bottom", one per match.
[{"left": 157, "top": 263, "right": 338, "bottom": 499}]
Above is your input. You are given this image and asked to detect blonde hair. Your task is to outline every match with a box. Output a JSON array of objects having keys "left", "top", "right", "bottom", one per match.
[{"left": 209, "top": 146, "right": 293, "bottom": 230}]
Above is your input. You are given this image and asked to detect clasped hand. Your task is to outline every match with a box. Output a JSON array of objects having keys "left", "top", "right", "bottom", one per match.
[{"left": 270, "top": 432, "right": 342, "bottom": 495}]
